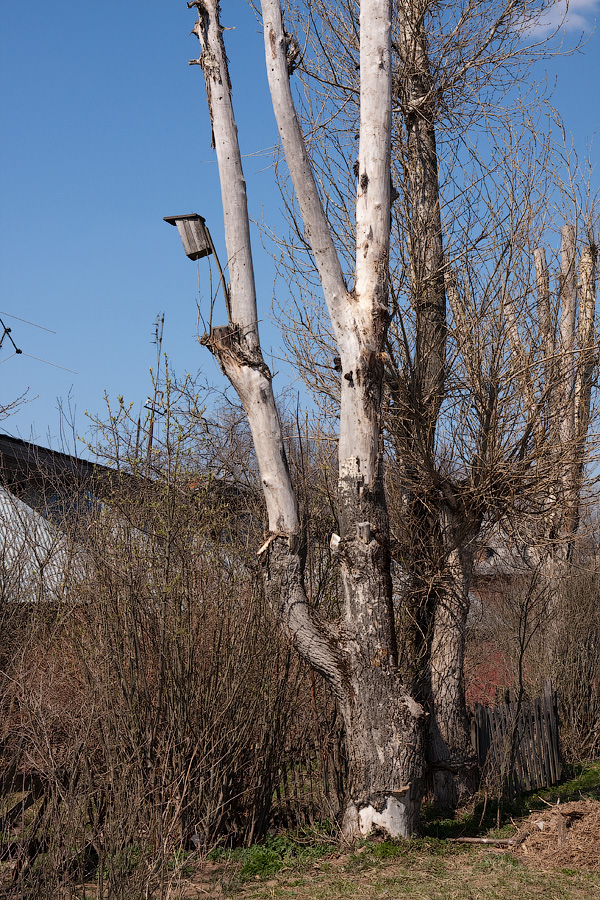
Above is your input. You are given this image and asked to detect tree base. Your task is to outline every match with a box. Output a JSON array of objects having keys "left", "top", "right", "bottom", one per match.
[{"left": 342, "top": 790, "right": 415, "bottom": 838}]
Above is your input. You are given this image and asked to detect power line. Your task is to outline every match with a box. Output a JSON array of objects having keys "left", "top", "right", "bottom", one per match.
[
  {"left": 20, "top": 353, "right": 77, "bottom": 374},
  {"left": 0, "top": 315, "right": 77, "bottom": 373},
  {"left": 0, "top": 311, "right": 56, "bottom": 333}
]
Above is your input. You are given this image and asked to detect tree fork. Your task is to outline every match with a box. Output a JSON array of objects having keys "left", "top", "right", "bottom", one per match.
[{"left": 190, "top": 0, "right": 426, "bottom": 837}]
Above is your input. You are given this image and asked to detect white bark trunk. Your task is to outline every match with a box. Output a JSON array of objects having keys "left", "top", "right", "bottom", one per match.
[
  {"left": 192, "top": 5, "right": 259, "bottom": 353},
  {"left": 191, "top": 0, "right": 425, "bottom": 838},
  {"left": 259, "top": 0, "right": 425, "bottom": 834},
  {"left": 261, "top": 0, "right": 392, "bottom": 484},
  {"left": 204, "top": 327, "right": 298, "bottom": 533},
  {"left": 339, "top": 0, "right": 392, "bottom": 484},
  {"left": 260, "top": 0, "right": 348, "bottom": 333},
  {"left": 191, "top": 2, "right": 344, "bottom": 691},
  {"left": 191, "top": 2, "right": 296, "bottom": 535}
]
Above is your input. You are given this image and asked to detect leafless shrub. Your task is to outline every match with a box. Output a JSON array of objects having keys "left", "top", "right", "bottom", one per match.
[
  {"left": 0, "top": 384, "right": 315, "bottom": 898},
  {"left": 467, "top": 540, "right": 600, "bottom": 775},
  {"left": 547, "top": 564, "right": 600, "bottom": 761}
]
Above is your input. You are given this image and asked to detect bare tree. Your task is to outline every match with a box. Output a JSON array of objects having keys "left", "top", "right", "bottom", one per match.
[
  {"left": 181, "top": 0, "right": 598, "bottom": 831},
  {"left": 263, "top": 0, "right": 597, "bottom": 809},
  {"left": 391, "top": 143, "right": 598, "bottom": 807},
  {"left": 186, "top": 0, "right": 425, "bottom": 837}
]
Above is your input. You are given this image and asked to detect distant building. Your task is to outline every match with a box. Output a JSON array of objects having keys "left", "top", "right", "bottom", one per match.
[{"left": 0, "top": 435, "right": 108, "bottom": 600}]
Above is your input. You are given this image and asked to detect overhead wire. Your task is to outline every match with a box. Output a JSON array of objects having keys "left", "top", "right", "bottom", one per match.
[
  {"left": 0, "top": 313, "right": 77, "bottom": 373},
  {"left": 20, "top": 353, "right": 78, "bottom": 374},
  {"left": 0, "top": 311, "right": 56, "bottom": 333}
]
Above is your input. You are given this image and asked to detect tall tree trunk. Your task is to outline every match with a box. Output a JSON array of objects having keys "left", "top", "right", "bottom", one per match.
[
  {"left": 427, "top": 540, "right": 478, "bottom": 808},
  {"left": 393, "top": 1, "right": 478, "bottom": 809},
  {"left": 336, "top": 461, "right": 425, "bottom": 835},
  {"left": 341, "top": 663, "right": 424, "bottom": 835},
  {"left": 395, "top": 0, "right": 446, "bottom": 438},
  {"left": 188, "top": 0, "right": 426, "bottom": 837}
]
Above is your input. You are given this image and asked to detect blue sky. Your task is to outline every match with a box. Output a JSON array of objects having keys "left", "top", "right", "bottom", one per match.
[{"left": 1, "top": 1, "right": 598, "bottom": 454}]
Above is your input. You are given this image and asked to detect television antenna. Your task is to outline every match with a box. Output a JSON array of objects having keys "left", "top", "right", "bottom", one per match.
[{"left": 144, "top": 313, "right": 165, "bottom": 475}]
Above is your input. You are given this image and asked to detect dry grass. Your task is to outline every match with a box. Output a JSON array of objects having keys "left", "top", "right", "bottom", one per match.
[
  {"left": 178, "top": 842, "right": 600, "bottom": 900},
  {"left": 4, "top": 840, "right": 598, "bottom": 900}
]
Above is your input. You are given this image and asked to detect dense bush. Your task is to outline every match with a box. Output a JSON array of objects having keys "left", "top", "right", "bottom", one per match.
[
  {"left": 0, "top": 384, "right": 349, "bottom": 898},
  {"left": 0, "top": 395, "right": 308, "bottom": 898}
]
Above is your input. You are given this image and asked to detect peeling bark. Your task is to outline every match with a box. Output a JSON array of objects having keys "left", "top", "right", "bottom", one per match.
[
  {"left": 341, "top": 667, "right": 424, "bottom": 837},
  {"left": 190, "top": 0, "right": 425, "bottom": 837}
]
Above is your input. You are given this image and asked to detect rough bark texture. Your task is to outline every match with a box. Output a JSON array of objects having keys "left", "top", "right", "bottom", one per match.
[
  {"left": 341, "top": 666, "right": 424, "bottom": 836},
  {"left": 395, "top": 1, "right": 446, "bottom": 441},
  {"left": 391, "top": 0, "right": 477, "bottom": 811},
  {"left": 336, "top": 457, "right": 425, "bottom": 835},
  {"left": 189, "top": 0, "right": 425, "bottom": 838},
  {"left": 427, "top": 542, "right": 478, "bottom": 808}
]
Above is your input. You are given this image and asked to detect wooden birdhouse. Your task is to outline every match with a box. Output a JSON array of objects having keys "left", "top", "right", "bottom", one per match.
[{"left": 163, "top": 213, "right": 213, "bottom": 260}]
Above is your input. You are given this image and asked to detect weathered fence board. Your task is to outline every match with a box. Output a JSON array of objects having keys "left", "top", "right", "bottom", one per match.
[
  {"left": 269, "top": 695, "right": 348, "bottom": 830},
  {"left": 473, "top": 680, "right": 561, "bottom": 795}
]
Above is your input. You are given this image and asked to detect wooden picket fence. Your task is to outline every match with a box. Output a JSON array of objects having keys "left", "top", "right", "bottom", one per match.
[
  {"left": 270, "top": 680, "right": 562, "bottom": 827},
  {"left": 271, "top": 738, "right": 347, "bottom": 829},
  {"left": 269, "top": 695, "right": 348, "bottom": 829},
  {"left": 472, "top": 679, "right": 561, "bottom": 795}
]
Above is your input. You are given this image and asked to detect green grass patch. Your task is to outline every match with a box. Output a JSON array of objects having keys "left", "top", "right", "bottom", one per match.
[
  {"left": 210, "top": 823, "right": 339, "bottom": 883},
  {"left": 239, "top": 844, "right": 285, "bottom": 880},
  {"left": 206, "top": 765, "right": 600, "bottom": 896},
  {"left": 540, "top": 759, "right": 600, "bottom": 801},
  {"left": 343, "top": 836, "right": 466, "bottom": 878},
  {"left": 230, "top": 845, "right": 599, "bottom": 900}
]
